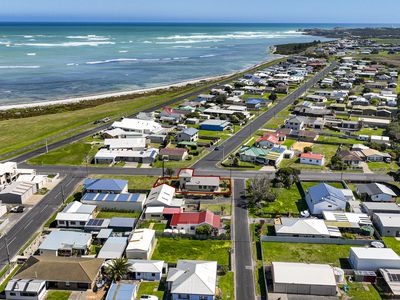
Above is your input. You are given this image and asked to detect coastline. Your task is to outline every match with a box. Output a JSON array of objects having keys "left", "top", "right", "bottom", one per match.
[{"left": 0, "top": 56, "right": 283, "bottom": 111}]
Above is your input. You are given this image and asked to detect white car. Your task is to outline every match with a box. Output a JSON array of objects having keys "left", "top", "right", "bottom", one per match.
[{"left": 140, "top": 295, "right": 158, "bottom": 300}]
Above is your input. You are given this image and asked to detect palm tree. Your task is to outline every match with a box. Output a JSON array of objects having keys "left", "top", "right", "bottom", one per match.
[{"left": 105, "top": 258, "right": 131, "bottom": 282}]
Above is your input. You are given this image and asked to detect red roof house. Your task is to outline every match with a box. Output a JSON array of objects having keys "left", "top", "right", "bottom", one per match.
[{"left": 170, "top": 211, "right": 221, "bottom": 234}]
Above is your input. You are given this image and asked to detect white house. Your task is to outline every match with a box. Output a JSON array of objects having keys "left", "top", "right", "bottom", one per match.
[
  {"left": 126, "top": 229, "right": 156, "bottom": 260},
  {"left": 38, "top": 230, "right": 92, "bottom": 257},
  {"left": 104, "top": 138, "right": 146, "bottom": 151},
  {"left": 5, "top": 279, "right": 46, "bottom": 300},
  {"left": 299, "top": 153, "right": 325, "bottom": 166},
  {"left": 55, "top": 201, "right": 96, "bottom": 229},
  {"left": 128, "top": 260, "right": 165, "bottom": 281},
  {"left": 111, "top": 118, "right": 163, "bottom": 135},
  {"left": 349, "top": 247, "right": 400, "bottom": 271},
  {"left": 356, "top": 183, "right": 397, "bottom": 202},
  {"left": 373, "top": 214, "right": 400, "bottom": 237},
  {"left": 305, "top": 183, "right": 349, "bottom": 215},
  {"left": 167, "top": 260, "right": 217, "bottom": 300},
  {"left": 284, "top": 116, "right": 305, "bottom": 130},
  {"left": 275, "top": 218, "right": 341, "bottom": 238},
  {"left": 145, "top": 184, "right": 183, "bottom": 208}
]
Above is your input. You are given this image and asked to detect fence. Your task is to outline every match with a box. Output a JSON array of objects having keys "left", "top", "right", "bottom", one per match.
[{"left": 261, "top": 235, "right": 381, "bottom": 246}]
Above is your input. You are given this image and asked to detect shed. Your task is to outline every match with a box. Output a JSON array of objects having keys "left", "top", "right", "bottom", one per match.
[
  {"left": 349, "top": 247, "right": 400, "bottom": 271},
  {"left": 109, "top": 217, "right": 136, "bottom": 232},
  {"left": 97, "top": 237, "right": 128, "bottom": 259}
]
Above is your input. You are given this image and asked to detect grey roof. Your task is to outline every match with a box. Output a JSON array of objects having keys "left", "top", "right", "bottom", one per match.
[
  {"left": 109, "top": 217, "right": 136, "bottom": 228},
  {"left": 97, "top": 237, "right": 128, "bottom": 259},
  {"left": 182, "top": 128, "right": 199, "bottom": 136},
  {"left": 362, "top": 202, "right": 400, "bottom": 212},
  {"left": 39, "top": 230, "right": 91, "bottom": 251},
  {"left": 308, "top": 183, "right": 347, "bottom": 205},
  {"left": 97, "top": 229, "right": 113, "bottom": 239},
  {"left": 357, "top": 183, "right": 397, "bottom": 197},
  {"left": 128, "top": 259, "right": 164, "bottom": 273}
]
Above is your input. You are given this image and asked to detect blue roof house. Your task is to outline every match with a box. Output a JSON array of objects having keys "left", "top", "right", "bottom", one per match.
[
  {"left": 105, "top": 282, "right": 137, "bottom": 300},
  {"left": 199, "top": 120, "right": 230, "bottom": 132},
  {"left": 84, "top": 178, "right": 128, "bottom": 194},
  {"left": 305, "top": 183, "right": 349, "bottom": 215},
  {"left": 246, "top": 98, "right": 267, "bottom": 110}
]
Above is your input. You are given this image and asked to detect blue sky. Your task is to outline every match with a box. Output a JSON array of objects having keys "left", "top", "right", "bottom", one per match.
[{"left": 0, "top": 0, "right": 399, "bottom": 23}]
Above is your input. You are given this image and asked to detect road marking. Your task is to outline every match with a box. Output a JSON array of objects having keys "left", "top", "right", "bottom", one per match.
[
  {"left": 40, "top": 205, "right": 48, "bottom": 213},
  {"left": 9, "top": 237, "right": 16, "bottom": 245},
  {"left": 245, "top": 266, "right": 253, "bottom": 270},
  {"left": 23, "top": 220, "right": 33, "bottom": 230}
]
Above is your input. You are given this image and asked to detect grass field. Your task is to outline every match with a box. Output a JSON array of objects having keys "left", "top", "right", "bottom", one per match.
[
  {"left": 152, "top": 237, "right": 231, "bottom": 266},
  {"left": 137, "top": 281, "right": 165, "bottom": 299},
  {"left": 219, "top": 272, "right": 234, "bottom": 300},
  {"left": 368, "top": 161, "right": 398, "bottom": 173},
  {"left": 45, "top": 291, "right": 71, "bottom": 300},
  {"left": 301, "top": 181, "right": 344, "bottom": 191},
  {"left": 317, "top": 135, "right": 358, "bottom": 145},
  {"left": 312, "top": 143, "right": 339, "bottom": 158},
  {"left": 355, "top": 128, "right": 384, "bottom": 136},
  {"left": 339, "top": 282, "right": 381, "bottom": 300},
  {"left": 382, "top": 237, "right": 400, "bottom": 255},
  {"left": 200, "top": 203, "right": 232, "bottom": 216},
  {"left": 250, "top": 185, "right": 307, "bottom": 217},
  {"left": 262, "top": 242, "right": 353, "bottom": 268},
  {"left": 89, "top": 175, "right": 158, "bottom": 190},
  {"left": 96, "top": 210, "right": 141, "bottom": 219}
]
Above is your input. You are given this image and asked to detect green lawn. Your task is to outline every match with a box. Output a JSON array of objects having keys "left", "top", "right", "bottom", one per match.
[
  {"left": 279, "top": 157, "right": 326, "bottom": 170},
  {"left": 339, "top": 282, "right": 381, "bottom": 300},
  {"left": 282, "top": 139, "right": 296, "bottom": 148},
  {"left": 0, "top": 265, "right": 21, "bottom": 292},
  {"left": 382, "top": 237, "right": 400, "bottom": 255},
  {"left": 368, "top": 161, "right": 398, "bottom": 173},
  {"left": 90, "top": 175, "right": 158, "bottom": 190},
  {"left": 312, "top": 143, "right": 339, "bottom": 158},
  {"left": 137, "top": 282, "right": 165, "bottom": 299},
  {"left": 355, "top": 128, "right": 384, "bottom": 136},
  {"left": 152, "top": 238, "right": 231, "bottom": 266},
  {"left": 218, "top": 272, "right": 234, "bottom": 300},
  {"left": 250, "top": 185, "right": 307, "bottom": 217},
  {"left": 28, "top": 138, "right": 101, "bottom": 166},
  {"left": 301, "top": 181, "right": 344, "bottom": 191},
  {"left": 200, "top": 203, "right": 232, "bottom": 216},
  {"left": 263, "top": 117, "right": 285, "bottom": 129},
  {"left": 262, "top": 242, "right": 353, "bottom": 268},
  {"left": 96, "top": 210, "right": 141, "bottom": 219},
  {"left": 317, "top": 135, "right": 358, "bottom": 144},
  {"left": 46, "top": 291, "right": 71, "bottom": 300}
]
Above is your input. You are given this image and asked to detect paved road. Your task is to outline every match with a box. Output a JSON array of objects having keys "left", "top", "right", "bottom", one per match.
[
  {"left": 192, "top": 61, "right": 338, "bottom": 169},
  {"left": 0, "top": 174, "right": 83, "bottom": 268},
  {"left": 233, "top": 179, "right": 256, "bottom": 300}
]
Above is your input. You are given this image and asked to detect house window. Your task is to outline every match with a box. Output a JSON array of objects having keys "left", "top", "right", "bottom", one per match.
[
  {"left": 151, "top": 273, "right": 156, "bottom": 276},
  {"left": 65, "top": 282, "right": 70, "bottom": 287}
]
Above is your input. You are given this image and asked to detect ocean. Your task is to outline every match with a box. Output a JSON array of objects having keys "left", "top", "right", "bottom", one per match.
[{"left": 0, "top": 23, "right": 371, "bottom": 105}]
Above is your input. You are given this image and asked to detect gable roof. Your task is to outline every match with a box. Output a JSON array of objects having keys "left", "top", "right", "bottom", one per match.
[
  {"left": 300, "top": 152, "right": 324, "bottom": 160},
  {"left": 146, "top": 184, "right": 176, "bottom": 207},
  {"left": 357, "top": 183, "right": 397, "bottom": 197},
  {"left": 182, "top": 128, "right": 199, "bottom": 136},
  {"left": 275, "top": 218, "right": 331, "bottom": 236},
  {"left": 170, "top": 211, "right": 221, "bottom": 228},
  {"left": 128, "top": 259, "right": 164, "bottom": 273},
  {"left": 15, "top": 256, "right": 104, "bottom": 283},
  {"left": 84, "top": 178, "right": 127, "bottom": 192},
  {"left": 308, "top": 183, "right": 347, "bottom": 206},
  {"left": 167, "top": 260, "right": 217, "bottom": 295},
  {"left": 39, "top": 230, "right": 92, "bottom": 251}
]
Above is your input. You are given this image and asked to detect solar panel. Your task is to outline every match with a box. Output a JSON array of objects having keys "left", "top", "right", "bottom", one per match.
[
  {"left": 389, "top": 273, "right": 400, "bottom": 282},
  {"left": 118, "top": 194, "right": 130, "bottom": 202},
  {"left": 130, "top": 194, "right": 140, "bottom": 202},
  {"left": 105, "top": 194, "right": 117, "bottom": 202}
]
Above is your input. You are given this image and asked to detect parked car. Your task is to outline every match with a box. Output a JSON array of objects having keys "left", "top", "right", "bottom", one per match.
[
  {"left": 140, "top": 296, "right": 158, "bottom": 300},
  {"left": 10, "top": 206, "right": 24, "bottom": 213}
]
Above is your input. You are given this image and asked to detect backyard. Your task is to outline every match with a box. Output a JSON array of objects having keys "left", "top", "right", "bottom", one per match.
[
  {"left": 382, "top": 237, "right": 400, "bottom": 255},
  {"left": 137, "top": 281, "right": 165, "bottom": 299},
  {"left": 339, "top": 282, "right": 381, "bottom": 300},
  {"left": 96, "top": 210, "right": 141, "bottom": 219},
  {"left": 152, "top": 237, "right": 231, "bottom": 266},
  {"left": 262, "top": 242, "right": 353, "bottom": 268}
]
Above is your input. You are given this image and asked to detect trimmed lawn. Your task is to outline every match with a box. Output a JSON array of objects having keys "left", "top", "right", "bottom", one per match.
[
  {"left": 152, "top": 238, "right": 231, "bottom": 266},
  {"left": 312, "top": 143, "right": 339, "bottom": 158},
  {"left": 368, "top": 161, "right": 398, "bottom": 173},
  {"left": 263, "top": 117, "right": 285, "bottom": 129},
  {"left": 90, "top": 175, "right": 158, "bottom": 190},
  {"left": 262, "top": 242, "right": 353, "bottom": 268},
  {"left": 96, "top": 210, "right": 141, "bottom": 219},
  {"left": 282, "top": 139, "right": 296, "bottom": 148},
  {"left": 301, "top": 181, "right": 344, "bottom": 191},
  {"left": 219, "top": 272, "right": 234, "bottom": 300},
  {"left": 279, "top": 157, "right": 326, "bottom": 170},
  {"left": 46, "top": 291, "right": 71, "bottom": 300},
  {"left": 317, "top": 135, "right": 358, "bottom": 144},
  {"left": 355, "top": 128, "right": 384, "bottom": 136},
  {"left": 250, "top": 185, "right": 307, "bottom": 217},
  {"left": 339, "top": 282, "right": 381, "bottom": 300},
  {"left": 200, "top": 203, "right": 232, "bottom": 216},
  {"left": 137, "top": 281, "right": 165, "bottom": 299},
  {"left": 382, "top": 237, "right": 400, "bottom": 255}
]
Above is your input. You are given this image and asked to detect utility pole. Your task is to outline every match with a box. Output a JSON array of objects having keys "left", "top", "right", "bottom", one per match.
[
  {"left": 4, "top": 234, "right": 10, "bottom": 264},
  {"left": 61, "top": 184, "right": 65, "bottom": 204},
  {"left": 45, "top": 139, "right": 48, "bottom": 154}
]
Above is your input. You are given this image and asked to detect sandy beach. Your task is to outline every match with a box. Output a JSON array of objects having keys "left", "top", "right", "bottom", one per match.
[{"left": 0, "top": 57, "right": 281, "bottom": 111}]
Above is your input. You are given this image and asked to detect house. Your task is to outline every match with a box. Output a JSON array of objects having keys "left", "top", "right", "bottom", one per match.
[
  {"left": 170, "top": 211, "right": 221, "bottom": 234},
  {"left": 255, "top": 133, "right": 281, "bottom": 149},
  {"left": 94, "top": 148, "right": 159, "bottom": 165},
  {"left": 5, "top": 279, "right": 47, "bottom": 300},
  {"left": 199, "top": 120, "right": 230, "bottom": 131},
  {"left": 0, "top": 162, "right": 18, "bottom": 190},
  {"left": 360, "top": 148, "right": 391, "bottom": 162},
  {"left": 356, "top": 183, "right": 397, "bottom": 202},
  {"left": 111, "top": 118, "right": 163, "bottom": 135},
  {"left": 145, "top": 184, "right": 183, "bottom": 208},
  {"left": 160, "top": 107, "right": 184, "bottom": 123},
  {"left": 0, "top": 181, "right": 36, "bottom": 204},
  {"left": 167, "top": 260, "right": 217, "bottom": 300},
  {"left": 274, "top": 218, "right": 341, "bottom": 238},
  {"left": 284, "top": 116, "right": 306, "bottom": 130},
  {"left": 55, "top": 201, "right": 96, "bottom": 229},
  {"left": 349, "top": 247, "right": 400, "bottom": 271},
  {"left": 178, "top": 169, "right": 220, "bottom": 193},
  {"left": 336, "top": 150, "right": 362, "bottom": 167},
  {"left": 128, "top": 259, "right": 165, "bottom": 281},
  {"left": 379, "top": 269, "right": 400, "bottom": 297},
  {"left": 176, "top": 128, "right": 199, "bottom": 143},
  {"left": 105, "top": 282, "right": 137, "bottom": 300},
  {"left": 361, "top": 202, "right": 400, "bottom": 216},
  {"left": 97, "top": 237, "right": 128, "bottom": 259},
  {"left": 305, "top": 183, "right": 349, "bottom": 215},
  {"left": 84, "top": 218, "right": 110, "bottom": 233},
  {"left": 109, "top": 217, "right": 136, "bottom": 232},
  {"left": 304, "top": 94, "right": 327, "bottom": 102},
  {"left": 239, "top": 147, "right": 269, "bottom": 164},
  {"left": 373, "top": 214, "right": 400, "bottom": 237},
  {"left": 81, "top": 192, "right": 146, "bottom": 211},
  {"left": 246, "top": 98, "right": 267, "bottom": 109},
  {"left": 299, "top": 153, "right": 325, "bottom": 166},
  {"left": 126, "top": 229, "right": 156, "bottom": 260},
  {"left": 144, "top": 206, "right": 182, "bottom": 220},
  {"left": 14, "top": 256, "right": 104, "bottom": 290},
  {"left": 104, "top": 138, "right": 146, "bottom": 151},
  {"left": 159, "top": 148, "right": 189, "bottom": 161},
  {"left": 84, "top": 178, "right": 128, "bottom": 194},
  {"left": 272, "top": 262, "right": 337, "bottom": 296},
  {"left": 38, "top": 230, "right": 92, "bottom": 257},
  {"left": 322, "top": 211, "right": 372, "bottom": 231}
]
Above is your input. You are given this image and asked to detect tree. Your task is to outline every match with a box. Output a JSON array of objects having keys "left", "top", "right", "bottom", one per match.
[
  {"left": 269, "top": 93, "right": 278, "bottom": 102},
  {"left": 165, "top": 167, "right": 175, "bottom": 177},
  {"left": 247, "top": 176, "right": 277, "bottom": 208},
  {"left": 229, "top": 114, "right": 240, "bottom": 124},
  {"left": 105, "top": 258, "right": 131, "bottom": 282},
  {"left": 303, "top": 146, "right": 312, "bottom": 153},
  {"left": 362, "top": 87, "right": 372, "bottom": 94},
  {"left": 195, "top": 224, "right": 214, "bottom": 236},
  {"left": 215, "top": 94, "right": 227, "bottom": 105},
  {"left": 274, "top": 167, "right": 300, "bottom": 188},
  {"left": 330, "top": 155, "right": 347, "bottom": 170}
]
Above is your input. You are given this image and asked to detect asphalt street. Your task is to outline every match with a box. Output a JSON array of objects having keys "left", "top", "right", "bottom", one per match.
[
  {"left": 192, "top": 61, "right": 338, "bottom": 169},
  {"left": 233, "top": 179, "right": 256, "bottom": 300}
]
